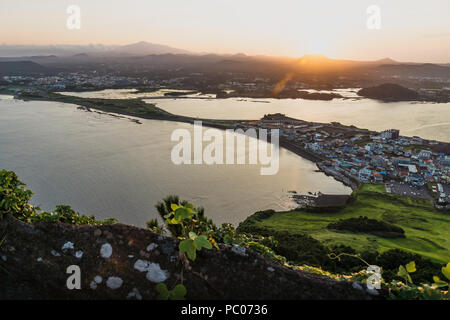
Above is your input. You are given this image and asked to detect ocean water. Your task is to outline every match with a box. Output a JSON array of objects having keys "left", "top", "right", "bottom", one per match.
[
  {"left": 0, "top": 96, "right": 350, "bottom": 227},
  {"left": 146, "top": 96, "right": 450, "bottom": 143}
]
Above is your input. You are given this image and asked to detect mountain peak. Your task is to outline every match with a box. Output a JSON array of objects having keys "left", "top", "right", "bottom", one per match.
[
  {"left": 127, "top": 41, "right": 153, "bottom": 47},
  {"left": 376, "top": 57, "right": 399, "bottom": 64},
  {"left": 116, "top": 41, "right": 191, "bottom": 55}
]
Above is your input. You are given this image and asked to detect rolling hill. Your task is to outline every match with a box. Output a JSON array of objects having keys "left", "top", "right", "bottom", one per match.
[{"left": 0, "top": 61, "right": 51, "bottom": 75}]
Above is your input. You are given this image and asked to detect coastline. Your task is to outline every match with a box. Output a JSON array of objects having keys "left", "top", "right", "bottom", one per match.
[
  {"left": 278, "top": 139, "right": 359, "bottom": 190},
  {"left": 11, "top": 92, "right": 446, "bottom": 195},
  {"left": 16, "top": 93, "right": 359, "bottom": 191}
]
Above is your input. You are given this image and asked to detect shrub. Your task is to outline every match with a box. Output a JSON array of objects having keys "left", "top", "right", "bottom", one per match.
[
  {"left": 327, "top": 216, "right": 405, "bottom": 238},
  {"left": 154, "top": 195, "right": 215, "bottom": 237},
  {"left": 0, "top": 169, "right": 117, "bottom": 226},
  {"left": 34, "top": 205, "right": 118, "bottom": 225},
  {"left": 0, "top": 169, "right": 36, "bottom": 222},
  {"left": 376, "top": 249, "right": 442, "bottom": 284}
]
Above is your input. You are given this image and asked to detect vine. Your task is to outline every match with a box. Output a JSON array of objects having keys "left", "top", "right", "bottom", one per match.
[{"left": 328, "top": 252, "right": 372, "bottom": 267}]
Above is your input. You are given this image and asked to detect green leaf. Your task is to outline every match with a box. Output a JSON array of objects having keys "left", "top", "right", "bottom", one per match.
[
  {"left": 406, "top": 261, "right": 416, "bottom": 273},
  {"left": 397, "top": 265, "right": 407, "bottom": 277},
  {"left": 193, "top": 235, "right": 212, "bottom": 250},
  {"left": 432, "top": 276, "right": 448, "bottom": 288},
  {"left": 179, "top": 239, "right": 196, "bottom": 260},
  {"left": 442, "top": 262, "right": 450, "bottom": 281},
  {"left": 170, "top": 204, "right": 179, "bottom": 211},
  {"left": 406, "top": 274, "right": 413, "bottom": 284},
  {"left": 171, "top": 284, "right": 187, "bottom": 300},
  {"left": 397, "top": 265, "right": 413, "bottom": 284},
  {"left": 189, "top": 232, "right": 197, "bottom": 240},
  {"left": 156, "top": 283, "right": 170, "bottom": 300},
  {"left": 174, "top": 207, "right": 191, "bottom": 221}
]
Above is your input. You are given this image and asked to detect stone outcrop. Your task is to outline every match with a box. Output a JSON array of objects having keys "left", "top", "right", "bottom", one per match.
[{"left": 0, "top": 215, "right": 382, "bottom": 300}]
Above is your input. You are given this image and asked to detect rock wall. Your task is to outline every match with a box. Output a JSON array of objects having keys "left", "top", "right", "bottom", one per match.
[{"left": 0, "top": 215, "right": 381, "bottom": 300}]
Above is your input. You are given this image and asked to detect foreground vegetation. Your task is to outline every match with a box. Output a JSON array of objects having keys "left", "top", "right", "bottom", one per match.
[
  {"left": 238, "top": 184, "right": 450, "bottom": 264},
  {"left": 148, "top": 194, "right": 449, "bottom": 300},
  {"left": 1, "top": 169, "right": 448, "bottom": 299},
  {"left": 0, "top": 169, "right": 117, "bottom": 225}
]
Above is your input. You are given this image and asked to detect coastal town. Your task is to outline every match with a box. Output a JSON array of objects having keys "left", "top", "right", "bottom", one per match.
[
  {"left": 0, "top": 73, "right": 150, "bottom": 93},
  {"left": 241, "top": 113, "right": 450, "bottom": 209},
  {"left": 2, "top": 66, "right": 450, "bottom": 102}
]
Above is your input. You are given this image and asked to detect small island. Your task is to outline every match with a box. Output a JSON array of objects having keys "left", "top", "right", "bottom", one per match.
[{"left": 357, "top": 83, "right": 419, "bottom": 102}]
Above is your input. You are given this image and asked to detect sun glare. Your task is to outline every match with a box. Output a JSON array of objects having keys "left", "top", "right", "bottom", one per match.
[{"left": 305, "top": 39, "right": 330, "bottom": 56}]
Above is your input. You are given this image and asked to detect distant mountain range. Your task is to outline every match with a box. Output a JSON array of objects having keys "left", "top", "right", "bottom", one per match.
[
  {"left": 0, "top": 42, "right": 449, "bottom": 79},
  {"left": 113, "top": 41, "right": 191, "bottom": 55},
  {"left": 0, "top": 42, "right": 191, "bottom": 57}
]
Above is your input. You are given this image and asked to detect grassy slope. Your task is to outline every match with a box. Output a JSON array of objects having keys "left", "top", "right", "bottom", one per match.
[{"left": 250, "top": 184, "right": 450, "bottom": 263}]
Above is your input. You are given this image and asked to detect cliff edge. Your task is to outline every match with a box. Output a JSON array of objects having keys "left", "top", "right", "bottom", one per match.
[{"left": 0, "top": 215, "right": 382, "bottom": 300}]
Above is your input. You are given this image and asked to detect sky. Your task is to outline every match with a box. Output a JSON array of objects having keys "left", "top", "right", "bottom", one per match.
[{"left": 0, "top": 0, "right": 449, "bottom": 62}]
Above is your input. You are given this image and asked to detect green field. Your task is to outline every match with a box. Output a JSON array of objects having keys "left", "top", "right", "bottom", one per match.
[{"left": 244, "top": 184, "right": 450, "bottom": 263}]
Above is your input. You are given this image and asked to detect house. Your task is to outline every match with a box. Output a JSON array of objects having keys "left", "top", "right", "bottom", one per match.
[
  {"left": 306, "top": 143, "right": 321, "bottom": 153},
  {"left": 419, "top": 150, "right": 432, "bottom": 160},
  {"left": 371, "top": 156, "right": 385, "bottom": 168},
  {"left": 373, "top": 171, "right": 384, "bottom": 183},
  {"left": 407, "top": 165, "right": 418, "bottom": 174},
  {"left": 398, "top": 169, "right": 409, "bottom": 179},
  {"left": 398, "top": 164, "right": 418, "bottom": 174},
  {"left": 359, "top": 168, "right": 372, "bottom": 182},
  {"left": 392, "top": 157, "right": 411, "bottom": 166},
  {"left": 380, "top": 129, "right": 400, "bottom": 140}
]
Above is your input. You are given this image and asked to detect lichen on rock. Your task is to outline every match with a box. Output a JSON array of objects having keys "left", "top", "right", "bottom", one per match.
[
  {"left": 106, "top": 277, "right": 123, "bottom": 289},
  {"left": 100, "top": 243, "right": 113, "bottom": 259}
]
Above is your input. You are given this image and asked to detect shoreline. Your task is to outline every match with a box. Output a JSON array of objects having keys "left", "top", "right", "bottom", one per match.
[
  {"left": 278, "top": 139, "right": 358, "bottom": 190},
  {"left": 10, "top": 93, "right": 446, "bottom": 195}
]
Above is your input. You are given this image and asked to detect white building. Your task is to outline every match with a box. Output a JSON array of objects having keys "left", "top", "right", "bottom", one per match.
[{"left": 419, "top": 150, "right": 432, "bottom": 160}]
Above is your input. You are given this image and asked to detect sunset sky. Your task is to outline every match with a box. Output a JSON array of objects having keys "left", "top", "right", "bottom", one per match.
[{"left": 1, "top": 0, "right": 449, "bottom": 62}]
